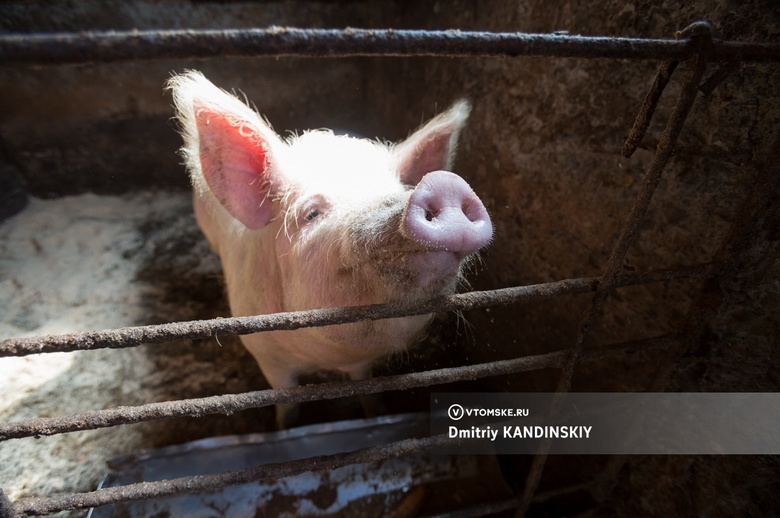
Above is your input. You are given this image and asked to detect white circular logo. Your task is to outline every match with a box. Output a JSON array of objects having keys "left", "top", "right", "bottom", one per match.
[{"left": 448, "top": 404, "right": 465, "bottom": 420}]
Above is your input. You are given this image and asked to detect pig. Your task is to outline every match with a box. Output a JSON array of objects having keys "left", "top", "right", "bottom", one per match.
[{"left": 168, "top": 71, "right": 492, "bottom": 427}]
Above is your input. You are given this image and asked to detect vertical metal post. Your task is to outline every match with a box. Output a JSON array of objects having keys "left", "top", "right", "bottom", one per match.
[{"left": 516, "top": 21, "right": 712, "bottom": 515}]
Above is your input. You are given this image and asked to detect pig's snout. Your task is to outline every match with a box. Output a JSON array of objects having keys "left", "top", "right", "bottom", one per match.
[{"left": 403, "top": 171, "right": 493, "bottom": 258}]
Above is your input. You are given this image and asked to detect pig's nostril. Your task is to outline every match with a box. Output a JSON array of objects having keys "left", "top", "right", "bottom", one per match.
[{"left": 404, "top": 170, "right": 493, "bottom": 256}]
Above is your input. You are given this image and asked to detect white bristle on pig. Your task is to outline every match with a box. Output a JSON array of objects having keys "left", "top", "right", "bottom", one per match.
[{"left": 168, "top": 71, "right": 492, "bottom": 426}]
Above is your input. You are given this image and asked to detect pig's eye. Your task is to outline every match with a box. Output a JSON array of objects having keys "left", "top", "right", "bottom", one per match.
[{"left": 300, "top": 195, "right": 329, "bottom": 224}]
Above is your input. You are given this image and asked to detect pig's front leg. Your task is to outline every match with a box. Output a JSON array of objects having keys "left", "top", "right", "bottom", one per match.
[
  {"left": 265, "top": 361, "right": 385, "bottom": 429},
  {"left": 276, "top": 403, "right": 300, "bottom": 430},
  {"left": 346, "top": 366, "right": 389, "bottom": 420},
  {"left": 256, "top": 357, "right": 302, "bottom": 429}
]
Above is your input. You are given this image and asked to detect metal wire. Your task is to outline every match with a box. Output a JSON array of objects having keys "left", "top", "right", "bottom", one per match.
[
  {"left": 589, "top": 137, "right": 780, "bottom": 503},
  {"left": 12, "top": 435, "right": 449, "bottom": 516},
  {"left": 517, "top": 33, "right": 711, "bottom": 514},
  {"left": 1, "top": 26, "right": 779, "bottom": 66},
  {"left": 0, "top": 334, "right": 680, "bottom": 442},
  {"left": 1, "top": 19, "right": 776, "bottom": 518},
  {"left": 0, "top": 265, "right": 707, "bottom": 357}
]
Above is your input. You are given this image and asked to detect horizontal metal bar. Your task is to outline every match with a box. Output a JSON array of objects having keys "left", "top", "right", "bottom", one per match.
[
  {"left": 12, "top": 434, "right": 448, "bottom": 516},
  {"left": 6, "top": 335, "right": 680, "bottom": 515},
  {"left": 0, "top": 265, "right": 706, "bottom": 357},
  {"left": 1, "top": 27, "right": 778, "bottom": 66},
  {"left": 0, "top": 334, "right": 680, "bottom": 441}
]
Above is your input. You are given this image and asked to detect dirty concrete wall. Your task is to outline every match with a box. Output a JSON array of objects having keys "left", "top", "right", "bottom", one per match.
[{"left": 1, "top": 0, "right": 778, "bottom": 515}]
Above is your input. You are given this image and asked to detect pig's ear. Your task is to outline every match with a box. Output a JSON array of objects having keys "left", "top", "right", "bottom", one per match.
[
  {"left": 394, "top": 100, "right": 471, "bottom": 186},
  {"left": 169, "top": 71, "right": 285, "bottom": 230}
]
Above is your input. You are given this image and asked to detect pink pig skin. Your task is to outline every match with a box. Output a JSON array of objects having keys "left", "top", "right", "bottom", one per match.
[{"left": 169, "top": 71, "right": 492, "bottom": 427}]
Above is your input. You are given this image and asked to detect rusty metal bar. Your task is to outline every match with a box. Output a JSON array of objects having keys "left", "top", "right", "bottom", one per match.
[
  {"left": 590, "top": 137, "right": 780, "bottom": 504},
  {"left": 0, "top": 265, "right": 706, "bottom": 357},
  {"left": 517, "top": 29, "right": 711, "bottom": 514},
  {"left": 622, "top": 60, "right": 678, "bottom": 157},
  {"left": 698, "top": 59, "right": 740, "bottom": 95},
  {"left": 1, "top": 27, "right": 779, "bottom": 66},
  {"left": 11, "top": 434, "right": 448, "bottom": 516},
  {"left": 566, "top": 52, "right": 709, "bottom": 390},
  {"left": 0, "top": 334, "right": 679, "bottom": 442}
]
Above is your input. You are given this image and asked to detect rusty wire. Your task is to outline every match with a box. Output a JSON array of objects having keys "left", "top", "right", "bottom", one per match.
[
  {"left": 589, "top": 137, "right": 780, "bottom": 503},
  {"left": 0, "top": 265, "right": 706, "bottom": 358},
  {"left": 516, "top": 23, "right": 712, "bottom": 514},
  {"left": 1, "top": 26, "right": 779, "bottom": 66},
  {"left": 1, "top": 19, "right": 777, "bottom": 518},
  {"left": 0, "top": 334, "right": 679, "bottom": 442},
  {"left": 10, "top": 435, "right": 448, "bottom": 516},
  {"left": 622, "top": 60, "right": 678, "bottom": 158},
  {"left": 1, "top": 335, "right": 680, "bottom": 516}
]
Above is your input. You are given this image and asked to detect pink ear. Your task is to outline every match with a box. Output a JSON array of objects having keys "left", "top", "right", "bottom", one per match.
[
  {"left": 395, "top": 100, "right": 471, "bottom": 186},
  {"left": 195, "top": 103, "right": 278, "bottom": 230}
]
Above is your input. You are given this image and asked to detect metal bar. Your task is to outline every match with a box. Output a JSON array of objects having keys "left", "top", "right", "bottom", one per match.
[
  {"left": 698, "top": 59, "right": 740, "bottom": 95},
  {"left": 1, "top": 27, "right": 779, "bottom": 66},
  {"left": 590, "top": 137, "right": 780, "bottom": 503},
  {"left": 13, "top": 434, "right": 448, "bottom": 516},
  {"left": 0, "top": 265, "right": 707, "bottom": 357},
  {"left": 0, "top": 334, "right": 679, "bottom": 442},
  {"left": 517, "top": 33, "right": 710, "bottom": 514},
  {"left": 569, "top": 49, "right": 710, "bottom": 379},
  {"left": 622, "top": 60, "right": 678, "bottom": 157}
]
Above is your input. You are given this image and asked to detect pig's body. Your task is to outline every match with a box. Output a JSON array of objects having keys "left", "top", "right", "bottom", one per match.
[
  {"left": 191, "top": 135, "right": 433, "bottom": 386},
  {"left": 169, "top": 72, "right": 492, "bottom": 425}
]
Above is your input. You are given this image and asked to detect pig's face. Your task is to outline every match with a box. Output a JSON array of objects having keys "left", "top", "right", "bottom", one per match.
[
  {"left": 274, "top": 133, "right": 416, "bottom": 310},
  {"left": 169, "top": 71, "right": 492, "bottom": 396},
  {"left": 274, "top": 132, "right": 484, "bottom": 315}
]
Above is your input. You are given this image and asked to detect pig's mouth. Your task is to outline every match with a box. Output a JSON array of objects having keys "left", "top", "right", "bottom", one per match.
[
  {"left": 368, "top": 248, "right": 466, "bottom": 296},
  {"left": 405, "top": 249, "right": 462, "bottom": 278}
]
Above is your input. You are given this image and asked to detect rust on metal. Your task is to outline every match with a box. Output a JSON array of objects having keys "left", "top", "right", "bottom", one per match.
[
  {"left": 13, "top": 435, "right": 449, "bottom": 515},
  {"left": 698, "top": 59, "right": 740, "bottom": 95},
  {"left": 1, "top": 19, "right": 776, "bottom": 518},
  {"left": 1, "top": 27, "right": 779, "bottom": 66},
  {"left": 516, "top": 22, "right": 712, "bottom": 514},
  {"left": 3, "top": 335, "right": 679, "bottom": 515},
  {"left": 0, "top": 334, "right": 678, "bottom": 442},
  {"left": 622, "top": 60, "right": 678, "bottom": 157},
  {"left": 0, "top": 265, "right": 708, "bottom": 358}
]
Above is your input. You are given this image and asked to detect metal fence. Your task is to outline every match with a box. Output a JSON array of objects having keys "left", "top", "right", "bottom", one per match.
[{"left": 1, "top": 20, "right": 779, "bottom": 517}]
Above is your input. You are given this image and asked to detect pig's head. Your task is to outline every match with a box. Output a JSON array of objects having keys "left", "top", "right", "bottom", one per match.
[{"left": 168, "top": 71, "right": 491, "bottom": 386}]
